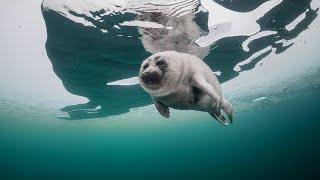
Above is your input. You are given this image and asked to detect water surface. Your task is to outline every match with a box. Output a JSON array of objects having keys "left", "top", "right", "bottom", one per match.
[{"left": 0, "top": 0, "right": 320, "bottom": 179}]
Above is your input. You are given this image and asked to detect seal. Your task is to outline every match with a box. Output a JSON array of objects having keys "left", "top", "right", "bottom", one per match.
[{"left": 139, "top": 51, "right": 234, "bottom": 125}]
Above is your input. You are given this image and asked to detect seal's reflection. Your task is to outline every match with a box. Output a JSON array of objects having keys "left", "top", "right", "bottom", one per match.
[{"left": 42, "top": 0, "right": 318, "bottom": 119}]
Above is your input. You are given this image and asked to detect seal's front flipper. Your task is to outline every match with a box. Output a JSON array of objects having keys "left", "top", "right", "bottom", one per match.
[
  {"left": 153, "top": 99, "right": 170, "bottom": 118},
  {"left": 209, "top": 111, "right": 231, "bottom": 126},
  {"left": 191, "top": 73, "right": 222, "bottom": 109}
]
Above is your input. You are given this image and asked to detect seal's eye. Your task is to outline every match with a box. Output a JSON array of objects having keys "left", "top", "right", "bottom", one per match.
[
  {"left": 143, "top": 63, "right": 149, "bottom": 69},
  {"left": 154, "top": 56, "right": 161, "bottom": 61},
  {"left": 156, "top": 60, "right": 166, "bottom": 66}
]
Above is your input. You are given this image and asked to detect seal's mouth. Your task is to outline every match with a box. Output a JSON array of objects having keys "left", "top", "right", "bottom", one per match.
[{"left": 141, "top": 71, "right": 163, "bottom": 86}]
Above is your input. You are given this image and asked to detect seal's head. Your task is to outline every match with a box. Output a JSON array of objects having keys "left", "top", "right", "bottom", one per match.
[{"left": 139, "top": 55, "right": 168, "bottom": 90}]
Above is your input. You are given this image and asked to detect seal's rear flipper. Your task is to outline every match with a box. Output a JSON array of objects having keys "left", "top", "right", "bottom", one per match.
[
  {"left": 222, "top": 99, "right": 234, "bottom": 122},
  {"left": 209, "top": 111, "right": 231, "bottom": 126}
]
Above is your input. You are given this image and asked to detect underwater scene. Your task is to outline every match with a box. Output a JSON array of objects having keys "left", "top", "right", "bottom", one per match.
[{"left": 1, "top": 0, "right": 320, "bottom": 179}]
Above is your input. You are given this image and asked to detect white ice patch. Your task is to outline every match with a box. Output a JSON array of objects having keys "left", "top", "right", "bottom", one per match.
[
  {"left": 100, "top": 29, "right": 108, "bottom": 33},
  {"left": 242, "top": 31, "right": 277, "bottom": 52},
  {"left": 222, "top": 12, "right": 320, "bottom": 105},
  {"left": 120, "top": 20, "right": 166, "bottom": 29},
  {"left": 275, "top": 39, "right": 295, "bottom": 46},
  {"left": 42, "top": 0, "right": 199, "bottom": 29},
  {"left": 113, "top": 25, "right": 121, "bottom": 29},
  {"left": 107, "top": 77, "right": 140, "bottom": 86},
  {"left": 131, "top": 0, "right": 200, "bottom": 17},
  {"left": 42, "top": 0, "right": 129, "bottom": 28},
  {"left": 196, "top": 0, "right": 283, "bottom": 47},
  {"left": 234, "top": 46, "right": 274, "bottom": 72},
  {"left": 252, "top": 97, "right": 267, "bottom": 102},
  {"left": 311, "top": 0, "right": 320, "bottom": 10},
  {"left": 285, "top": 10, "right": 308, "bottom": 31},
  {"left": 214, "top": 71, "right": 222, "bottom": 76},
  {"left": 42, "top": 0, "right": 284, "bottom": 47}
]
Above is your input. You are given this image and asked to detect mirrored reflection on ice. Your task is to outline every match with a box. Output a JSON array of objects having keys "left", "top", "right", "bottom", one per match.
[{"left": 41, "top": 0, "right": 319, "bottom": 119}]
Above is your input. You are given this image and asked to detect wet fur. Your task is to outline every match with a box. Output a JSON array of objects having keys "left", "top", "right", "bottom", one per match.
[{"left": 139, "top": 51, "right": 233, "bottom": 125}]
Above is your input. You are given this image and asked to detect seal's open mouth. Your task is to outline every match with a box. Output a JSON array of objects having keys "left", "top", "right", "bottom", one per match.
[{"left": 142, "top": 72, "right": 163, "bottom": 85}]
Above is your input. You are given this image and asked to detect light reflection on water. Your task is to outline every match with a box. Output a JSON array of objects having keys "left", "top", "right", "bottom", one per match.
[
  {"left": 1, "top": 0, "right": 320, "bottom": 179},
  {"left": 39, "top": 0, "right": 320, "bottom": 119}
]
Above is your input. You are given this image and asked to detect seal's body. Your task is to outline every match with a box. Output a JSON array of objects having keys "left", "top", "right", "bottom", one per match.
[{"left": 139, "top": 51, "right": 233, "bottom": 125}]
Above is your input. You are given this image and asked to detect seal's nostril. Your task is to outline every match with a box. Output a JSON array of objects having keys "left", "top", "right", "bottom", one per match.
[{"left": 142, "top": 71, "right": 162, "bottom": 85}]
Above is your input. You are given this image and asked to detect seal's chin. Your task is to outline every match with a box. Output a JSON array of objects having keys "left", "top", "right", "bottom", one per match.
[{"left": 141, "top": 72, "right": 163, "bottom": 87}]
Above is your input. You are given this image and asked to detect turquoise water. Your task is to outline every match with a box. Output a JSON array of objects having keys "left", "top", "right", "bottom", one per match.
[
  {"left": 1, "top": 91, "right": 320, "bottom": 179},
  {"left": 1, "top": 0, "right": 320, "bottom": 179}
]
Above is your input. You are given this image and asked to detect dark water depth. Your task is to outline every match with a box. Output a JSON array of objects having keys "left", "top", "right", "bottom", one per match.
[{"left": 0, "top": 0, "right": 320, "bottom": 179}]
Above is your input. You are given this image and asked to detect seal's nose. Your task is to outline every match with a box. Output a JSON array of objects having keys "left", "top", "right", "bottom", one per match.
[{"left": 142, "top": 71, "right": 162, "bottom": 85}]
